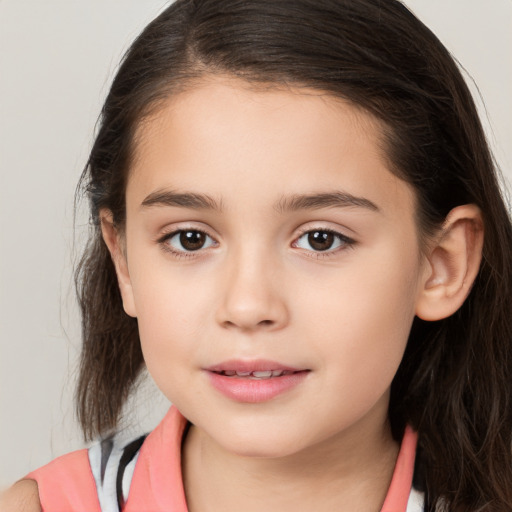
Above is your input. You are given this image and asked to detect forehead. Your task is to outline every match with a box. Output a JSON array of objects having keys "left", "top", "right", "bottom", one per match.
[
  {"left": 127, "top": 76, "right": 415, "bottom": 217},
  {"left": 133, "top": 76, "right": 385, "bottom": 165}
]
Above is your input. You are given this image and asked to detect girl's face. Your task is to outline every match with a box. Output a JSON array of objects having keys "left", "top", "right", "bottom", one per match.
[{"left": 118, "top": 76, "right": 428, "bottom": 458}]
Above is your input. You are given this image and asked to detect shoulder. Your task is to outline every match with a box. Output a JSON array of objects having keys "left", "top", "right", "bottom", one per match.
[
  {"left": 24, "top": 448, "right": 101, "bottom": 511},
  {"left": 10, "top": 432, "right": 148, "bottom": 512},
  {"left": 0, "top": 479, "right": 41, "bottom": 512}
]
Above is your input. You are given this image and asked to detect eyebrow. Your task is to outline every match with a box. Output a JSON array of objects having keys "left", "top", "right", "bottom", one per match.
[
  {"left": 141, "top": 190, "right": 224, "bottom": 211},
  {"left": 140, "top": 189, "right": 379, "bottom": 213},
  {"left": 273, "top": 191, "right": 379, "bottom": 214}
]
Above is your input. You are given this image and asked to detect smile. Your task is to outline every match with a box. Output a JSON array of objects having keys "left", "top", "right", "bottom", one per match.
[{"left": 205, "top": 360, "right": 310, "bottom": 402}]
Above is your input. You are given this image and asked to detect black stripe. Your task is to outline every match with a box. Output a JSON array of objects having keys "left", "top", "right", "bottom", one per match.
[
  {"left": 116, "top": 435, "right": 148, "bottom": 511},
  {"left": 100, "top": 437, "right": 114, "bottom": 484}
]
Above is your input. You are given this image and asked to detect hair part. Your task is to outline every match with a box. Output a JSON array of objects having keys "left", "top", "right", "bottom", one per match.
[{"left": 75, "top": 1, "right": 512, "bottom": 509}]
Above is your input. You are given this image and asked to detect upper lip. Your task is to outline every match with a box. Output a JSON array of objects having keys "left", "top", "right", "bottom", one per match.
[{"left": 204, "top": 359, "right": 307, "bottom": 373}]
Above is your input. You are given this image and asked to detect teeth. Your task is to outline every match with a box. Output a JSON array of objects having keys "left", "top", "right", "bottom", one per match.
[
  {"left": 219, "top": 369, "right": 294, "bottom": 378},
  {"left": 251, "top": 371, "right": 273, "bottom": 378}
]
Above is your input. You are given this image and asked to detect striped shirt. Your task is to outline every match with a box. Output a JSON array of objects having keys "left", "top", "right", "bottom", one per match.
[
  {"left": 27, "top": 406, "right": 424, "bottom": 511},
  {"left": 87, "top": 414, "right": 425, "bottom": 511}
]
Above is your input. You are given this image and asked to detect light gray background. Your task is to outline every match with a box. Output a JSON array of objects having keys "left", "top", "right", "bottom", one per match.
[{"left": 1, "top": 0, "right": 511, "bottom": 489}]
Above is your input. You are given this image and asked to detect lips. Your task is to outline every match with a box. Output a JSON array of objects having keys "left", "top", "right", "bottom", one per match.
[{"left": 204, "top": 359, "right": 310, "bottom": 402}]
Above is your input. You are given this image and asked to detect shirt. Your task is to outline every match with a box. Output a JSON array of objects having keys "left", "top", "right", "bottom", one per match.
[{"left": 26, "top": 405, "right": 425, "bottom": 511}]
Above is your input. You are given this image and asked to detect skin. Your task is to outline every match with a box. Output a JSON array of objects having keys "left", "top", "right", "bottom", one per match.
[
  {"left": 106, "top": 76, "right": 424, "bottom": 512},
  {"left": 0, "top": 480, "right": 40, "bottom": 512},
  {"left": 3, "top": 75, "right": 482, "bottom": 511},
  {"left": 102, "top": 76, "right": 483, "bottom": 512}
]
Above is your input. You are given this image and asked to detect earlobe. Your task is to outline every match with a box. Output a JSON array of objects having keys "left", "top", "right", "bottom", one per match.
[
  {"left": 99, "top": 209, "right": 137, "bottom": 318},
  {"left": 415, "top": 204, "right": 484, "bottom": 321}
]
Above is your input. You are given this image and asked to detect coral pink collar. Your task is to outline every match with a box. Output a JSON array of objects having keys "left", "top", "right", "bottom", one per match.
[{"left": 125, "top": 406, "right": 418, "bottom": 511}]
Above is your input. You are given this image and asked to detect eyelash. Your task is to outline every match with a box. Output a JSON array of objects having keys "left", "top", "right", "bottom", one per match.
[
  {"left": 157, "top": 227, "right": 356, "bottom": 260},
  {"left": 293, "top": 227, "right": 356, "bottom": 259}
]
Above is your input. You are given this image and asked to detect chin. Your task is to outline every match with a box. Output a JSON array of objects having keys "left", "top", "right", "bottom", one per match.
[{"left": 212, "top": 422, "right": 310, "bottom": 459}]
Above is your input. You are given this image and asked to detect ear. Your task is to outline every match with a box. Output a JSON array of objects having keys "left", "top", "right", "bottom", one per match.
[
  {"left": 415, "top": 204, "right": 484, "bottom": 321},
  {"left": 100, "top": 209, "right": 137, "bottom": 318}
]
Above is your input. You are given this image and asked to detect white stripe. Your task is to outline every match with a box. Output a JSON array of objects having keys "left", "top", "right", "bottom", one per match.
[
  {"left": 88, "top": 434, "right": 142, "bottom": 512},
  {"left": 406, "top": 487, "right": 425, "bottom": 511}
]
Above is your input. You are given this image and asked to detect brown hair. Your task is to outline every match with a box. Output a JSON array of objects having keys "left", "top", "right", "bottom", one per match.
[{"left": 75, "top": 1, "right": 512, "bottom": 509}]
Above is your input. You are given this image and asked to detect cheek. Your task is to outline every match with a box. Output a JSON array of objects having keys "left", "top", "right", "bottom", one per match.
[
  {"left": 298, "top": 243, "right": 419, "bottom": 334},
  {"left": 127, "top": 253, "right": 209, "bottom": 384},
  {"left": 136, "top": 283, "right": 203, "bottom": 340},
  {"left": 297, "top": 244, "right": 420, "bottom": 401},
  {"left": 136, "top": 294, "right": 203, "bottom": 402}
]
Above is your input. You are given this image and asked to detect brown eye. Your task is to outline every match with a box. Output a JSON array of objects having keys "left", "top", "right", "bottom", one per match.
[
  {"left": 180, "top": 230, "right": 206, "bottom": 251},
  {"left": 295, "top": 229, "right": 353, "bottom": 253},
  {"left": 163, "top": 229, "right": 216, "bottom": 253},
  {"left": 308, "top": 231, "right": 335, "bottom": 251}
]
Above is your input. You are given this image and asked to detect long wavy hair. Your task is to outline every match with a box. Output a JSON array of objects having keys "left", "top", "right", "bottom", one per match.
[{"left": 75, "top": 0, "right": 512, "bottom": 509}]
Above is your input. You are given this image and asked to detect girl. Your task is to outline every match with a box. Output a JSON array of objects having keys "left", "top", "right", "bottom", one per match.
[{"left": 3, "top": 0, "right": 511, "bottom": 510}]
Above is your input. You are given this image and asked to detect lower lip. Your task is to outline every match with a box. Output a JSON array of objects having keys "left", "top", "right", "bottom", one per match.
[{"left": 205, "top": 371, "right": 310, "bottom": 403}]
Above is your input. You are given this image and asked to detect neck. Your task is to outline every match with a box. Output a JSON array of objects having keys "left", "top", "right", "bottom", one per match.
[{"left": 182, "top": 406, "right": 399, "bottom": 512}]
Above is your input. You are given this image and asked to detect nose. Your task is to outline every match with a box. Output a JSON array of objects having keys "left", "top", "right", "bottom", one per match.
[{"left": 215, "top": 248, "right": 289, "bottom": 332}]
